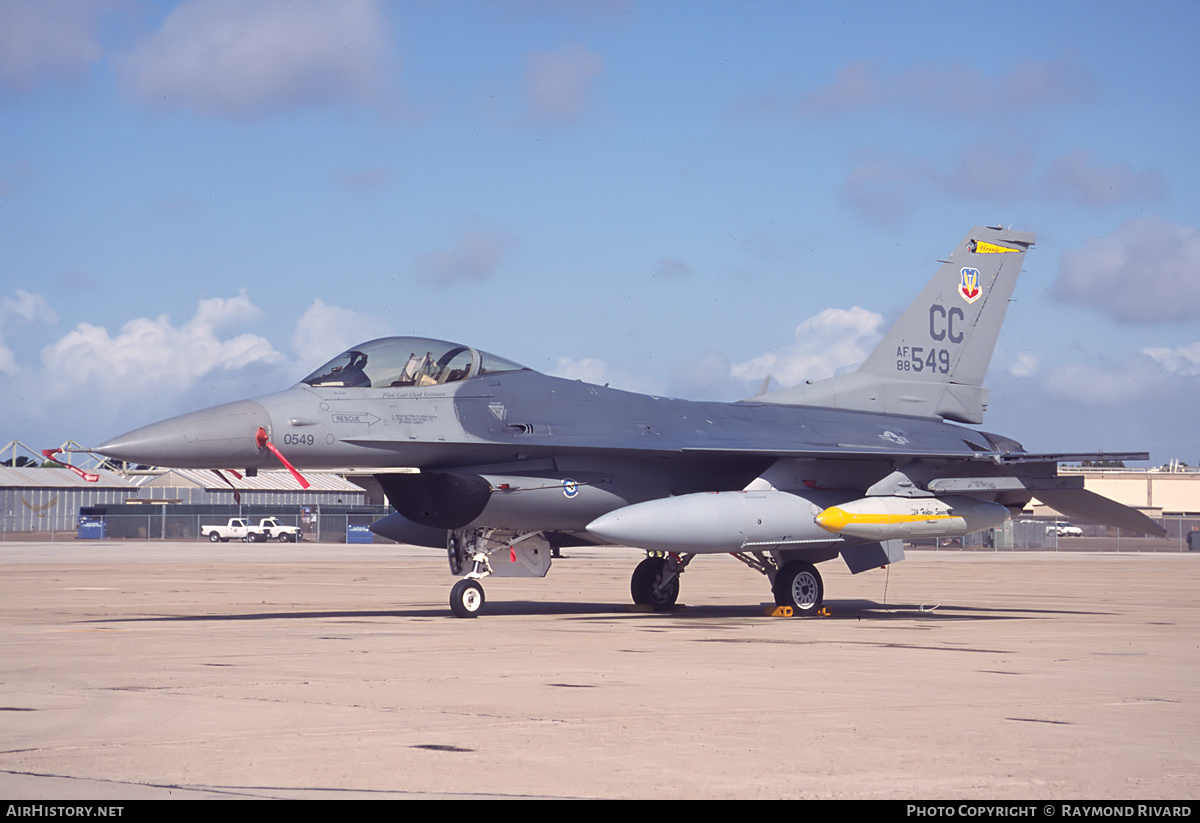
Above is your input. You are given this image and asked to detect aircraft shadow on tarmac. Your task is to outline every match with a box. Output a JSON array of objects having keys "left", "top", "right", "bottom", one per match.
[{"left": 86, "top": 598, "right": 1107, "bottom": 624}]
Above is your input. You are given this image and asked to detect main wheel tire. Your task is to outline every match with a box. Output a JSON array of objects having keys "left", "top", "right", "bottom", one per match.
[
  {"left": 208, "top": 532, "right": 220, "bottom": 543},
  {"left": 450, "top": 579, "right": 485, "bottom": 618},
  {"left": 630, "top": 556, "right": 679, "bottom": 611},
  {"left": 773, "top": 561, "right": 824, "bottom": 615}
]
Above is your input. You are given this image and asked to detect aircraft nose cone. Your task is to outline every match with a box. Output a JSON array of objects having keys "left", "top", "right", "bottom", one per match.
[
  {"left": 586, "top": 502, "right": 689, "bottom": 552},
  {"left": 96, "top": 399, "right": 272, "bottom": 468}
]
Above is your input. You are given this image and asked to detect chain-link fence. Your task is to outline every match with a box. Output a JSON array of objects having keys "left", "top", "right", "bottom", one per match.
[
  {"left": 3, "top": 506, "right": 394, "bottom": 543},
  {"left": 916, "top": 515, "right": 1200, "bottom": 552}
]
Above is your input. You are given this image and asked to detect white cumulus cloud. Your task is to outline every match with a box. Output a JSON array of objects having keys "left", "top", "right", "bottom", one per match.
[
  {"left": 40, "top": 291, "right": 282, "bottom": 395},
  {"left": 731, "top": 306, "right": 884, "bottom": 388},
  {"left": 291, "top": 299, "right": 392, "bottom": 369},
  {"left": 666, "top": 306, "right": 885, "bottom": 401},
  {"left": 1143, "top": 342, "right": 1200, "bottom": 376},
  {"left": 0, "top": 292, "right": 402, "bottom": 446}
]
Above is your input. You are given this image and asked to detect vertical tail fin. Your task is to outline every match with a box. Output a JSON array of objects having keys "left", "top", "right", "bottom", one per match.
[{"left": 757, "top": 225, "right": 1035, "bottom": 424}]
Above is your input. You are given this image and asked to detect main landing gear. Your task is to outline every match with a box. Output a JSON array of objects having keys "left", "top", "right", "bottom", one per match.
[
  {"left": 727, "top": 552, "right": 826, "bottom": 616},
  {"left": 630, "top": 553, "right": 825, "bottom": 615},
  {"left": 771, "top": 560, "right": 824, "bottom": 616},
  {"left": 630, "top": 554, "right": 689, "bottom": 610}
]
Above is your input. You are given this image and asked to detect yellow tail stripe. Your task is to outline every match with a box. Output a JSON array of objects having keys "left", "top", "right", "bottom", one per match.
[{"left": 973, "top": 241, "right": 1018, "bottom": 254}]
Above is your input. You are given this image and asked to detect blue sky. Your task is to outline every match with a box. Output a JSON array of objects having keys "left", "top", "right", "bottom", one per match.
[{"left": 2, "top": 0, "right": 1199, "bottom": 466}]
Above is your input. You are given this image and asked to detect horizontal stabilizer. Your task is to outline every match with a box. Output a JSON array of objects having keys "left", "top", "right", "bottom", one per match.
[
  {"left": 1033, "top": 489, "right": 1166, "bottom": 537},
  {"left": 994, "top": 451, "right": 1150, "bottom": 465}
]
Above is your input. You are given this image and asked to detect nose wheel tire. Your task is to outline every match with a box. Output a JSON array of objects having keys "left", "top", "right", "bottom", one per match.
[
  {"left": 450, "top": 579, "right": 486, "bottom": 618},
  {"left": 773, "top": 561, "right": 824, "bottom": 616}
]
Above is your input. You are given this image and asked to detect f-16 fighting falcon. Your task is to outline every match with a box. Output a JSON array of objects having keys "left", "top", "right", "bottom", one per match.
[{"left": 95, "top": 226, "right": 1164, "bottom": 617}]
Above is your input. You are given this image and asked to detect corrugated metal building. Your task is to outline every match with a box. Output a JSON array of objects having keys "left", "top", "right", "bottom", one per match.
[
  {"left": 0, "top": 467, "right": 140, "bottom": 533},
  {"left": 0, "top": 466, "right": 369, "bottom": 537},
  {"left": 125, "top": 468, "right": 367, "bottom": 507}
]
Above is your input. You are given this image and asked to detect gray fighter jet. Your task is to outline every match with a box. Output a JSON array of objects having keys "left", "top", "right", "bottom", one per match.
[{"left": 96, "top": 226, "right": 1164, "bottom": 617}]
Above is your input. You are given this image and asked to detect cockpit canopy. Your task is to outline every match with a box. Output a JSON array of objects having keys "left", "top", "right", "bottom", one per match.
[{"left": 300, "top": 337, "right": 528, "bottom": 389}]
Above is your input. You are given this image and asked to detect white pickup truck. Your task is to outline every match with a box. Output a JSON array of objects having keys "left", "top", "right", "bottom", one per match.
[
  {"left": 202, "top": 517, "right": 302, "bottom": 543},
  {"left": 255, "top": 518, "right": 301, "bottom": 542},
  {"left": 203, "top": 518, "right": 257, "bottom": 542}
]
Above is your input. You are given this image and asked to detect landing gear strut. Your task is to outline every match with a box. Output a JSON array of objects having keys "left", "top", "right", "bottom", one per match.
[{"left": 444, "top": 528, "right": 553, "bottom": 618}]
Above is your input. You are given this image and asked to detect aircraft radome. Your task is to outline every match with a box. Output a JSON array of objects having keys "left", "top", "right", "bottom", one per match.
[{"left": 94, "top": 226, "right": 1165, "bottom": 618}]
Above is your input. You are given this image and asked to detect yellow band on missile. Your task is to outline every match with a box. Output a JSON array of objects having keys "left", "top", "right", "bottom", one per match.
[
  {"left": 973, "top": 241, "right": 1018, "bottom": 254},
  {"left": 815, "top": 506, "right": 952, "bottom": 534}
]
